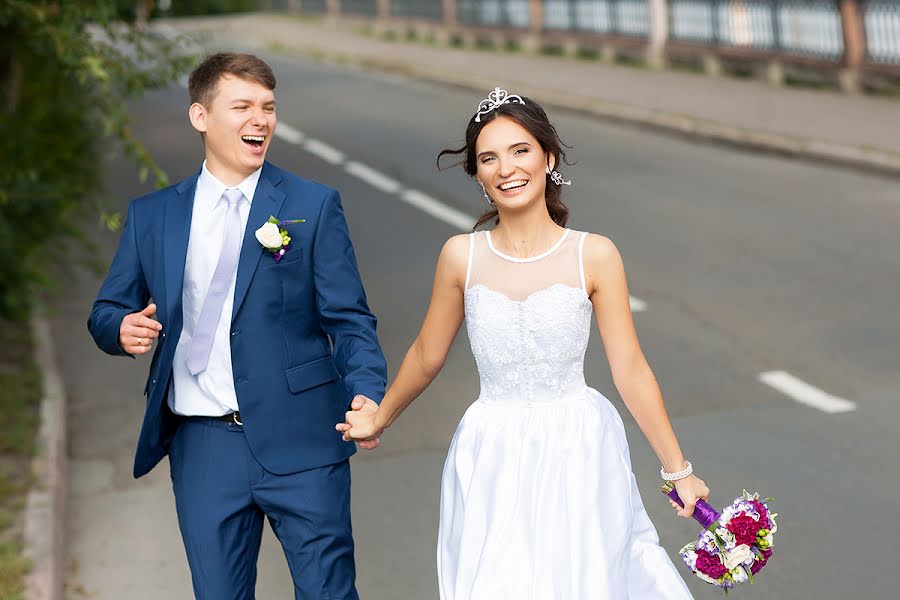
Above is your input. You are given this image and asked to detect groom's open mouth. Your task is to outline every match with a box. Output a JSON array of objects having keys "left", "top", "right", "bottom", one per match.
[{"left": 241, "top": 134, "right": 266, "bottom": 150}]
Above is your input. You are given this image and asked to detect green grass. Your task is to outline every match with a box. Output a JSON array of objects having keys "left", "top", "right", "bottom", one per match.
[
  {"left": 0, "top": 318, "right": 41, "bottom": 599},
  {"left": 575, "top": 47, "right": 599, "bottom": 61},
  {"left": 0, "top": 539, "right": 29, "bottom": 600},
  {"left": 504, "top": 39, "right": 521, "bottom": 53}
]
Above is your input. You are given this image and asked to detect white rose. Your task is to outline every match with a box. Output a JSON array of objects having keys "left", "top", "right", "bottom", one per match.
[
  {"left": 723, "top": 544, "right": 753, "bottom": 570},
  {"left": 255, "top": 222, "right": 283, "bottom": 249}
]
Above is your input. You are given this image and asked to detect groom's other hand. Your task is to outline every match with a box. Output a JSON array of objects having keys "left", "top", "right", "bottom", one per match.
[
  {"left": 119, "top": 303, "right": 162, "bottom": 356},
  {"left": 338, "top": 395, "right": 381, "bottom": 450}
]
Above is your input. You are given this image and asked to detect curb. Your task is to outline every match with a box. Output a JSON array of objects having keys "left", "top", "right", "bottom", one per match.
[
  {"left": 23, "top": 315, "right": 67, "bottom": 600},
  {"left": 311, "top": 50, "right": 900, "bottom": 178}
]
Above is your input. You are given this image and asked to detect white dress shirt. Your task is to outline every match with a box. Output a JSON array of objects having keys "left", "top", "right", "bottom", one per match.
[{"left": 169, "top": 162, "right": 261, "bottom": 416}]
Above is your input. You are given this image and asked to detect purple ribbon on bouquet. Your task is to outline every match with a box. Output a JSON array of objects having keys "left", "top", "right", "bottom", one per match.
[{"left": 662, "top": 481, "right": 720, "bottom": 529}]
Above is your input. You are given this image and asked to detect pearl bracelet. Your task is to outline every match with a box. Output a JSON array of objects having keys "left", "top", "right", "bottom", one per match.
[{"left": 660, "top": 461, "right": 693, "bottom": 482}]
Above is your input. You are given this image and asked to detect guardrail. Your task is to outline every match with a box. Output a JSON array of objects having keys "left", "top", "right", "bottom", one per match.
[{"left": 263, "top": 0, "right": 900, "bottom": 91}]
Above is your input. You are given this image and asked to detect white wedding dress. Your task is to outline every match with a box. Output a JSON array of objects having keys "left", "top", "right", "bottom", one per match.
[{"left": 437, "top": 229, "right": 693, "bottom": 599}]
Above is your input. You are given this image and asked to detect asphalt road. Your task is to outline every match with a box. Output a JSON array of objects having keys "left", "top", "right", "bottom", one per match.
[{"left": 58, "top": 50, "right": 900, "bottom": 599}]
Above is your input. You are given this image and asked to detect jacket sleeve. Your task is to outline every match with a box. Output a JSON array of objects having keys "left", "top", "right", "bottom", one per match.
[
  {"left": 87, "top": 201, "right": 150, "bottom": 357},
  {"left": 312, "top": 189, "right": 388, "bottom": 403}
]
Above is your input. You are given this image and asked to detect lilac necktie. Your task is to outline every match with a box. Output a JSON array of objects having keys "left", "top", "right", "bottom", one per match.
[{"left": 186, "top": 188, "right": 245, "bottom": 376}]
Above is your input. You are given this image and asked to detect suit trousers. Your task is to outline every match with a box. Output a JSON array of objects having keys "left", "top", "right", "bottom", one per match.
[{"left": 168, "top": 417, "right": 358, "bottom": 600}]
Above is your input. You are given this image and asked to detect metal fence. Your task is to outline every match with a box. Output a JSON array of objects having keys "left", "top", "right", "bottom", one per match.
[
  {"left": 340, "top": 0, "right": 378, "bottom": 17},
  {"left": 390, "top": 0, "right": 443, "bottom": 20},
  {"left": 457, "top": 0, "right": 533, "bottom": 28},
  {"left": 668, "top": 0, "right": 844, "bottom": 60},
  {"left": 294, "top": 0, "right": 326, "bottom": 12},
  {"left": 543, "top": 0, "right": 652, "bottom": 36},
  {"left": 865, "top": 0, "right": 900, "bottom": 64},
  {"left": 270, "top": 0, "right": 900, "bottom": 70}
]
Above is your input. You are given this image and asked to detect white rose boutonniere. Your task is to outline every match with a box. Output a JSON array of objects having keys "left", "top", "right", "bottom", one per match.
[
  {"left": 255, "top": 222, "right": 282, "bottom": 248},
  {"left": 255, "top": 216, "right": 305, "bottom": 262}
]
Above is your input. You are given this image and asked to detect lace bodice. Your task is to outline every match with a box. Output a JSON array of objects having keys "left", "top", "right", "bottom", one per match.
[{"left": 464, "top": 229, "right": 593, "bottom": 404}]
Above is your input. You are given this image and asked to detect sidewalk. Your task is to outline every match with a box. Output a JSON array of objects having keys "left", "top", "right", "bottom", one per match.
[{"left": 172, "top": 12, "right": 900, "bottom": 176}]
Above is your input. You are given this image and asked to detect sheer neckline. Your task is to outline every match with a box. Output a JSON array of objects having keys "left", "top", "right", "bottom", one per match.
[{"left": 485, "top": 228, "right": 570, "bottom": 263}]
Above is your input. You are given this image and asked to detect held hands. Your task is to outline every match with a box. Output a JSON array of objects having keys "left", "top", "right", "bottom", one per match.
[
  {"left": 119, "top": 303, "right": 162, "bottom": 355},
  {"left": 335, "top": 395, "right": 384, "bottom": 451},
  {"left": 667, "top": 474, "right": 711, "bottom": 519}
]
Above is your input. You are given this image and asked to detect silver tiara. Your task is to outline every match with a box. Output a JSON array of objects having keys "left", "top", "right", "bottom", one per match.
[{"left": 474, "top": 87, "right": 525, "bottom": 123}]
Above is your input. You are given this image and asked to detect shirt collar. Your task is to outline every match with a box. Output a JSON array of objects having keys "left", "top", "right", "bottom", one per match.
[{"left": 198, "top": 161, "right": 263, "bottom": 206}]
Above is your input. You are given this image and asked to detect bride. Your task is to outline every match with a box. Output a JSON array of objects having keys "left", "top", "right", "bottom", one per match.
[{"left": 337, "top": 88, "right": 707, "bottom": 599}]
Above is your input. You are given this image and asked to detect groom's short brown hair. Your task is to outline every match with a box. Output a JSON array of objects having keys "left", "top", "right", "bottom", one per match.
[{"left": 188, "top": 52, "right": 277, "bottom": 107}]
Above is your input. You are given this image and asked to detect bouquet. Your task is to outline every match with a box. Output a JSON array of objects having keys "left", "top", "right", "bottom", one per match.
[{"left": 662, "top": 482, "right": 777, "bottom": 592}]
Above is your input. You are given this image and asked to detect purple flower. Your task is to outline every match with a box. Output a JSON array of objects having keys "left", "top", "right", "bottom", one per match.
[
  {"left": 751, "top": 548, "right": 773, "bottom": 575},
  {"left": 752, "top": 500, "right": 770, "bottom": 527},
  {"left": 695, "top": 549, "right": 728, "bottom": 580},
  {"left": 727, "top": 513, "right": 763, "bottom": 546}
]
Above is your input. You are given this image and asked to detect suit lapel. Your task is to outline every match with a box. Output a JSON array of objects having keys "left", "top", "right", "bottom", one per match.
[
  {"left": 164, "top": 172, "right": 199, "bottom": 325},
  {"left": 232, "top": 163, "right": 285, "bottom": 321}
]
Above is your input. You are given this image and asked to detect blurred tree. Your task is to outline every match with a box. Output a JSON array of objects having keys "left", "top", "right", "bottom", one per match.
[{"left": 0, "top": 1, "right": 193, "bottom": 320}]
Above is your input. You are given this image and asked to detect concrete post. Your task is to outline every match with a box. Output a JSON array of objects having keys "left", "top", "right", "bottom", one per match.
[
  {"left": 326, "top": 0, "right": 340, "bottom": 18},
  {"left": 443, "top": 0, "right": 457, "bottom": 26},
  {"left": 522, "top": 0, "right": 544, "bottom": 53},
  {"left": 647, "top": 0, "right": 669, "bottom": 69},
  {"left": 839, "top": 0, "right": 866, "bottom": 93},
  {"left": 529, "top": 0, "right": 543, "bottom": 31},
  {"left": 433, "top": 0, "right": 455, "bottom": 44},
  {"left": 377, "top": 0, "right": 391, "bottom": 20}
]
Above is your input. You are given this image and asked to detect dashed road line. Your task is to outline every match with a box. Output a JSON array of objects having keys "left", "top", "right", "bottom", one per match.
[
  {"left": 345, "top": 160, "right": 402, "bottom": 194},
  {"left": 274, "top": 123, "right": 305, "bottom": 145},
  {"left": 399, "top": 189, "right": 474, "bottom": 232},
  {"left": 302, "top": 138, "right": 345, "bottom": 165},
  {"left": 758, "top": 370, "right": 857, "bottom": 414}
]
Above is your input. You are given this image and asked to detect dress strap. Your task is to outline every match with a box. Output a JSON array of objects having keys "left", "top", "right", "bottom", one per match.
[
  {"left": 464, "top": 232, "right": 475, "bottom": 290},
  {"left": 578, "top": 231, "right": 589, "bottom": 292}
]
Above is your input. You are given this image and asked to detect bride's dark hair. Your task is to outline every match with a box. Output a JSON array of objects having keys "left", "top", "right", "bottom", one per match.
[{"left": 437, "top": 96, "right": 571, "bottom": 230}]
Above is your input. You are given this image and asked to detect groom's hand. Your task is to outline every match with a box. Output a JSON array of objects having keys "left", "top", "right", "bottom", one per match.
[
  {"left": 119, "top": 303, "right": 162, "bottom": 356},
  {"left": 335, "top": 395, "right": 381, "bottom": 450}
]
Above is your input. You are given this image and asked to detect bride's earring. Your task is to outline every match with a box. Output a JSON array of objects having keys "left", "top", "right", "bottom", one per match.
[
  {"left": 546, "top": 165, "right": 572, "bottom": 186},
  {"left": 479, "top": 181, "right": 494, "bottom": 206}
]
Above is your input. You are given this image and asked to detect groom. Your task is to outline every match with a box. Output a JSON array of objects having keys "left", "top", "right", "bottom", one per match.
[{"left": 87, "top": 52, "right": 386, "bottom": 599}]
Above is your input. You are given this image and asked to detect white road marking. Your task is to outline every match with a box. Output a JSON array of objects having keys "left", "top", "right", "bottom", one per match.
[
  {"left": 345, "top": 161, "right": 402, "bottom": 194},
  {"left": 630, "top": 296, "right": 647, "bottom": 312},
  {"left": 303, "top": 138, "right": 345, "bottom": 165},
  {"left": 400, "top": 189, "right": 474, "bottom": 232},
  {"left": 274, "top": 123, "right": 305, "bottom": 144},
  {"left": 758, "top": 370, "right": 857, "bottom": 413}
]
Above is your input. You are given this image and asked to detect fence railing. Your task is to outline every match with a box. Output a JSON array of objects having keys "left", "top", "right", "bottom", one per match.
[{"left": 265, "top": 0, "right": 900, "bottom": 89}]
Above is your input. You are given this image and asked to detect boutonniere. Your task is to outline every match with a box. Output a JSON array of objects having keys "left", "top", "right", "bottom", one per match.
[{"left": 255, "top": 216, "right": 305, "bottom": 262}]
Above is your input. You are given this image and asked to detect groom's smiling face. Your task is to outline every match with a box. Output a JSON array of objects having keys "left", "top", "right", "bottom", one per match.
[{"left": 189, "top": 73, "right": 276, "bottom": 184}]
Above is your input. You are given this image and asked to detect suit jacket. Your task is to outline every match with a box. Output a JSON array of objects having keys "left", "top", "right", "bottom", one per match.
[{"left": 88, "top": 161, "right": 387, "bottom": 478}]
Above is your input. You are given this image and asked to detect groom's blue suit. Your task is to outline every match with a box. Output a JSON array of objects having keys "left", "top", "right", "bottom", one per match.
[{"left": 88, "top": 161, "right": 387, "bottom": 599}]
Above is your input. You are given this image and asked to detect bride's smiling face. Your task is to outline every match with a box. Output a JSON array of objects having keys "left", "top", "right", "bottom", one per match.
[{"left": 475, "top": 116, "right": 553, "bottom": 212}]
